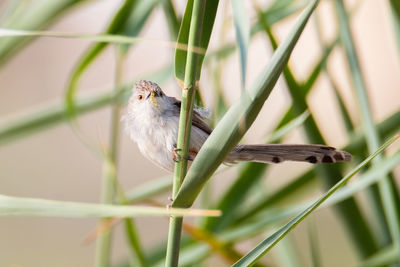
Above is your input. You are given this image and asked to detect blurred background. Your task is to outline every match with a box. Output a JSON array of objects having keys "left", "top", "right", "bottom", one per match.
[{"left": 0, "top": 0, "right": 399, "bottom": 266}]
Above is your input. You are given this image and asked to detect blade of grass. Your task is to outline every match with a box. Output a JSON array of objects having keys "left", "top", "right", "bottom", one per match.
[
  {"left": 204, "top": 111, "right": 310, "bottom": 232},
  {"left": 203, "top": 33, "right": 339, "bottom": 232},
  {"left": 258, "top": 5, "right": 379, "bottom": 257},
  {"left": 65, "top": 0, "right": 136, "bottom": 116},
  {"left": 96, "top": 154, "right": 117, "bottom": 267},
  {"left": 324, "top": 150, "right": 400, "bottom": 207},
  {"left": 152, "top": 145, "right": 400, "bottom": 267},
  {"left": 313, "top": 12, "right": 355, "bottom": 133},
  {"left": 125, "top": 176, "right": 172, "bottom": 204},
  {"left": 238, "top": 141, "right": 400, "bottom": 225},
  {"left": 0, "top": 194, "right": 222, "bottom": 217},
  {"left": 0, "top": 0, "right": 88, "bottom": 65},
  {"left": 231, "top": 0, "right": 250, "bottom": 91},
  {"left": 234, "top": 169, "right": 316, "bottom": 225},
  {"left": 0, "top": 64, "right": 173, "bottom": 146},
  {"left": 389, "top": 0, "right": 400, "bottom": 53},
  {"left": 153, "top": 208, "right": 302, "bottom": 267},
  {"left": 307, "top": 220, "right": 322, "bottom": 267},
  {"left": 1, "top": 82, "right": 399, "bottom": 153},
  {"left": 232, "top": 135, "right": 399, "bottom": 266},
  {"left": 361, "top": 244, "right": 399, "bottom": 267},
  {"left": 162, "top": 0, "right": 180, "bottom": 39},
  {"left": 95, "top": 46, "right": 123, "bottom": 267},
  {"left": 0, "top": 28, "right": 201, "bottom": 50},
  {"left": 112, "top": 51, "right": 142, "bottom": 266},
  {"left": 172, "top": 0, "right": 320, "bottom": 208},
  {"left": 95, "top": 46, "right": 147, "bottom": 267},
  {"left": 204, "top": 0, "right": 307, "bottom": 65},
  {"left": 335, "top": 0, "right": 400, "bottom": 250},
  {"left": 344, "top": 110, "right": 400, "bottom": 154}
]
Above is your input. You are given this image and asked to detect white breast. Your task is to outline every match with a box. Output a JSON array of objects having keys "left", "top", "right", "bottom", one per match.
[{"left": 123, "top": 98, "right": 210, "bottom": 172}]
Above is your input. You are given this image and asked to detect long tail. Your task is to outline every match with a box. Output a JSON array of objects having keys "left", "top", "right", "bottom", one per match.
[{"left": 227, "top": 144, "right": 352, "bottom": 164}]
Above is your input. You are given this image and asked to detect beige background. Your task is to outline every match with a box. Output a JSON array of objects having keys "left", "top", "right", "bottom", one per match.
[{"left": 0, "top": 0, "right": 399, "bottom": 266}]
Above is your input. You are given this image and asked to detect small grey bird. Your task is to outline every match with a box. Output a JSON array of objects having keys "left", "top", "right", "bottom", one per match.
[{"left": 123, "top": 80, "right": 351, "bottom": 172}]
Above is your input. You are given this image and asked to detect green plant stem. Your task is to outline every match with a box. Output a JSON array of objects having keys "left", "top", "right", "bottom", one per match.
[
  {"left": 165, "top": 1, "right": 206, "bottom": 266},
  {"left": 95, "top": 46, "right": 146, "bottom": 267},
  {"left": 95, "top": 161, "right": 115, "bottom": 267},
  {"left": 162, "top": 0, "right": 180, "bottom": 39},
  {"left": 116, "top": 48, "right": 147, "bottom": 267},
  {"left": 335, "top": 0, "right": 400, "bottom": 256},
  {"left": 95, "top": 47, "right": 125, "bottom": 267},
  {"left": 259, "top": 9, "right": 379, "bottom": 257}
]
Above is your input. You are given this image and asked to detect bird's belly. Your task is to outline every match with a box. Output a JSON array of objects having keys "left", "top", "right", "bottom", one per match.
[
  {"left": 136, "top": 116, "right": 179, "bottom": 172},
  {"left": 134, "top": 114, "right": 209, "bottom": 172}
]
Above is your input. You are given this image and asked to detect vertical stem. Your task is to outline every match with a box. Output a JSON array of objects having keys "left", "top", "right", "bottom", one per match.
[
  {"left": 162, "top": 0, "right": 180, "bottom": 39},
  {"left": 95, "top": 163, "right": 115, "bottom": 267},
  {"left": 95, "top": 46, "right": 147, "bottom": 267},
  {"left": 94, "top": 46, "right": 125, "bottom": 267},
  {"left": 113, "top": 48, "right": 147, "bottom": 267},
  {"left": 165, "top": 0, "right": 206, "bottom": 266},
  {"left": 335, "top": 0, "right": 400, "bottom": 255}
]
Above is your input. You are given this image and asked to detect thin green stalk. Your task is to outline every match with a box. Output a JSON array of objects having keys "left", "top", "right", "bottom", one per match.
[
  {"left": 65, "top": 0, "right": 135, "bottom": 116},
  {"left": 313, "top": 12, "right": 354, "bottom": 133},
  {"left": 389, "top": 0, "right": 400, "bottom": 54},
  {"left": 162, "top": 0, "right": 180, "bottom": 39},
  {"left": 95, "top": 160, "right": 116, "bottom": 267},
  {"left": 308, "top": 220, "right": 322, "bottom": 267},
  {"left": 258, "top": 8, "right": 379, "bottom": 257},
  {"left": 233, "top": 135, "right": 399, "bottom": 266},
  {"left": 335, "top": 0, "right": 400, "bottom": 254},
  {"left": 95, "top": 46, "right": 125, "bottom": 267},
  {"left": 116, "top": 48, "right": 147, "bottom": 267},
  {"left": 95, "top": 46, "right": 146, "bottom": 267},
  {"left": 165, "top": 1, "right": 206, "bottom": 266}
]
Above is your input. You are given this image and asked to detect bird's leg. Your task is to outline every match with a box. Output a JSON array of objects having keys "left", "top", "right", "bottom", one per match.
[
  {"left": 172, "top": 147, "right": 182, "bottom": 162},
  {"left": 172, "top": 146, "right": 193, "bottom": 162}
]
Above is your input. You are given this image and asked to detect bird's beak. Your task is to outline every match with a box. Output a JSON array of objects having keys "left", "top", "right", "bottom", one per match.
[{"left": 150, "top": 89, "right": 160, "bottom": 107}]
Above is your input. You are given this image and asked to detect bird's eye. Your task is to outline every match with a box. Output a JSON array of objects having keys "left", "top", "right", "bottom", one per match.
[{"left": 138, "top": 95, "right": 143, "bottom": 100}]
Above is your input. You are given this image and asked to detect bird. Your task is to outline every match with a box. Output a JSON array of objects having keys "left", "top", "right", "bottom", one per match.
[{"left": 122, "top": 80, "right": 351, "bottom": 172}]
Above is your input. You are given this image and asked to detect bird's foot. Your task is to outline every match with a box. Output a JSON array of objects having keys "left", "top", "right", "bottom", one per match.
[{"left": 173, "top": 148, "right": 182, "bottom": 162}]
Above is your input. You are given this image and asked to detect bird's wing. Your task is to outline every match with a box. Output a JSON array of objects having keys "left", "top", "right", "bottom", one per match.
[{"left": 172, "top": 99, "right": 213, "bottom": 135}]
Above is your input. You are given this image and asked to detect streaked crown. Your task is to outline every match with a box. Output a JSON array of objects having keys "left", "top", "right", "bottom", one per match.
[{"left": 134, "top": 80, "right": 161, "bottom": 94}]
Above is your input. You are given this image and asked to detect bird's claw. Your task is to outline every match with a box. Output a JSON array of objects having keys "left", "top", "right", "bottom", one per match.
[
  {"left": 173, "top": 148, "right": 192, "bottom": 162},
  {"left": 173, "top": 148, "right": 182, "bottom": 162}
]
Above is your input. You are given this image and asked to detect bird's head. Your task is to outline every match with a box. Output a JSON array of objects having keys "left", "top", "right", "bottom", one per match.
[{"left": 129, "top": 80, "right": 164, "bottom": 109}]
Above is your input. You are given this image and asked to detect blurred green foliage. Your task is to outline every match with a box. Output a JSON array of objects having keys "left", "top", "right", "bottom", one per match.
[{"left": 0, "top": 0, "right": 399, "bottom": 266}]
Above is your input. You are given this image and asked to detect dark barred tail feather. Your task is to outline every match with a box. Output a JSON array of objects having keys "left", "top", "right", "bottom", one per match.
[{"left": 227, "top": 144, "right": 352, "bottom": 164}]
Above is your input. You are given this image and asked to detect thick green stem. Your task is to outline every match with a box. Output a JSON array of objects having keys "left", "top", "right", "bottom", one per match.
[{"left": 165, "top": 0, "right": 206, "bottom": 266}]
